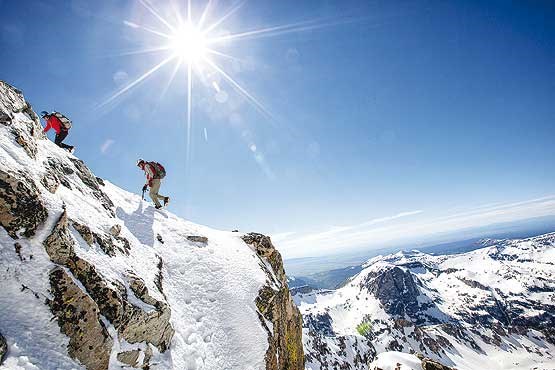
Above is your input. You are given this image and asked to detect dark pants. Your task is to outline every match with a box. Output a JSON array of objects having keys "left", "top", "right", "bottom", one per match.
[{"left": 55, "top": 130, "right": 72, "bottom": 150}]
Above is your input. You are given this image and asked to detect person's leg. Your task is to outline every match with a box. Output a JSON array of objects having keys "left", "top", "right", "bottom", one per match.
[
  {"left": 54, "top": 130, "right": 72, "bottom": 149},
  {"left": 149, "top": 179, "right": 162, "bottom": 208}
]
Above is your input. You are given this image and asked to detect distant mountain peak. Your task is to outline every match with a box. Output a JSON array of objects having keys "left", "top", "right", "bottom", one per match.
[{"left": 299, "top": 232, "right": 555, "bottom": 370}]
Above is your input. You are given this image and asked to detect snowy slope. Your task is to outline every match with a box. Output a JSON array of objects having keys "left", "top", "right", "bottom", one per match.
[
  {"left": 300, "top": 235, "right": 555, "bottom": 370},
  {"left": 0, "top": 81, "right": 303, "bottom": 370}
]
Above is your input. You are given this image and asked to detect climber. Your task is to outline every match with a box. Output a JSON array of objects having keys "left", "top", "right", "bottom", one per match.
[
  {"left": 137, "top": 159, "right": 170, "bottom": 209},
  {"left": 41, "top": 111, "right": 75, "bottom": 153}
]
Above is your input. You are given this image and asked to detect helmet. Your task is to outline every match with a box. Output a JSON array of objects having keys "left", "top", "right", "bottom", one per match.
[
  {"left": 136, "top": 159, "right": 145, "bottom": 167},
  {"left": 40, "top": 111, "right": 49, "bottom": 118}
]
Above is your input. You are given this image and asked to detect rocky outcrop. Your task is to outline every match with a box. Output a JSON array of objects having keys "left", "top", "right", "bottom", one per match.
[
  {"left": 13, "top": 127, "right": 37, "bottom": 158},
  {"left": 186, "top": 235, "right": 208, "bottom": 244},
  {"left": 44, "top": 157, "right": 73, "bottom": 190},
  {"left": 363, "top": 267, "right": 421, "bottom": 318},
  {"left": 0, "top": 81, "right": 43, "bottom": 137},
  {"left": 117, "top": 346, "right": 153, "bottom": 369},
  {"left": 0, "top": 81, "right": 44, "bottom": 162},
  {"left": 49, "top": 267, "right": 112, "bottom": 370},
  {"left": 417, "top": 354, "right": 455, "bottom": 370},
  {"left": 69, "top": 158, "right": 115, "bottom": 216},
  {"left": 72, "top": 220, "right": 131, "bottom": 256},
  {"left": 0, "top": 332, "right": 7, "bottom": 365},
  {"left": 242, "top": 233, "right": 304, "bottom": 370},
  {"left": 0, "top": 169, "right": 48, "bottom": 239},
  {"left": 43, "top": 210, "right": 174, "bottom": 368}
]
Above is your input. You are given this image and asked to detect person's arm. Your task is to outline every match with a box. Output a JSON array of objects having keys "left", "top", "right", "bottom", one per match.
[{"left": 43, "top": 116, "right": 52, "bottom": 133}]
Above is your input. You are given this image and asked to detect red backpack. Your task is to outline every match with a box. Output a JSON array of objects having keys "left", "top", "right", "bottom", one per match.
[{"left": 149, "top": 162, "right": 166, "bottom": 179}]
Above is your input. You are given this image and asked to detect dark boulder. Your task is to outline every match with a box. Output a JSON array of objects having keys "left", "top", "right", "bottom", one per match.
[{"left": 0, "top": 169, "right": 48, "bottom": 239}]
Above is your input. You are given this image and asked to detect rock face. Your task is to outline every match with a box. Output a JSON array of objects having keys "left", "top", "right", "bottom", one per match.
[
  {"left": 243, "top": 233, "right": 305, "bottom": 370},
  {"left": 0, "top": 332, "right": 6, "bottom": 365},
  {"left": 0, "top": 169, "right": 48, "bottom": 239},
  {"left": 43, "top": 210, "right": 174, "bottom": 359},
  {"left": 0, "top": 80, "right": 301, "bottom": 370},
  {"left": 364, "top": 266, "right": 420, "bottom": 318},
  {"left": 49, "top": 267, "right": 113, "bottom": 370}
]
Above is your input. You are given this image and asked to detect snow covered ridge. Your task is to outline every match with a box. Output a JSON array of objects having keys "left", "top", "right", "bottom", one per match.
[
  {"left": 299, "top": 233, "right": 555, "bottom": 370},
  {"left": 0, "top": 80, "right": 304, "bottom": 370}
]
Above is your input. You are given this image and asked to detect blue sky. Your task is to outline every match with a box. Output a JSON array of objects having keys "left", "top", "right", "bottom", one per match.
[{"left": 1, "top": 0, "right": 554, "bottom": 258}]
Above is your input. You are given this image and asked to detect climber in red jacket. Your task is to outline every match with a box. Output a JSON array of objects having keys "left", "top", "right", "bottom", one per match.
[{"left": 41, "top": 111, "right": 74, "bottom": 153}]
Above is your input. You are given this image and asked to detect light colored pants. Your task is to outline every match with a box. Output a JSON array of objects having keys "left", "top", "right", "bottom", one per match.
[{"left": 149, "top": 178, "right": 166, "bottom": 207}]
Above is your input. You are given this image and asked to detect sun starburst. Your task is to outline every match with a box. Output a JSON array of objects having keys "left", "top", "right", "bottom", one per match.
[{"left": 98, "top": 0, "right": 360, "bottom": 177}]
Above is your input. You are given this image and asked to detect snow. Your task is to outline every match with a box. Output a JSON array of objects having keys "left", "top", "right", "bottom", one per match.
[
  {"left": 368, "top": 351, "right": 422, "bottom": 370},
  {"left": 301, "top": 232, "right": 555, "bottom": 370},
  {"left": 0, "top": 89, "right": 272, "bottom": 369}
]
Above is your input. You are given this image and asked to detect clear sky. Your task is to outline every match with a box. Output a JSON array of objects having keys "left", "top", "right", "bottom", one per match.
[{"left": 2, "top": 0, "right": 554, "bottom": 258}]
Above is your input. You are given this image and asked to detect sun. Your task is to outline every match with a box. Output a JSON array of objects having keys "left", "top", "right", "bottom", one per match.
[
  {"left": 170, "top": 23, "right": 207, "bottom": 62},
  {"left": 99, "top": 0, "right": 351, "bottom": 170}
]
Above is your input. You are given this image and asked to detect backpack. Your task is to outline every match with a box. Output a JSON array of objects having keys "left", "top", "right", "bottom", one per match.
[
  {"left": 52, "top": 111, "right": 72, "bottom": 130},
  {"left": 149, "top": 162, "right": 166, "bottom": 179}
]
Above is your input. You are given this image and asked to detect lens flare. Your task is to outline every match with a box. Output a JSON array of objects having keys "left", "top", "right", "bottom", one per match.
[{"left": 170, "top": 23, "right": 207, "bottom": 62}]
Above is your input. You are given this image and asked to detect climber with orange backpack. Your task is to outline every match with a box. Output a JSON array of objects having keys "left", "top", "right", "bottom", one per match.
[
  {"left": 137, "top": 159, "right": 170, "bottom": 209},
  {"left": 41, "top": 111, "right": 75, "bottom": 153}
]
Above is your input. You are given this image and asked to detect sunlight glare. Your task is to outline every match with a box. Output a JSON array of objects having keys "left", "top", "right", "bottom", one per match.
[{"left": 170, "top": 23, "right": 207, "bottom": 62}]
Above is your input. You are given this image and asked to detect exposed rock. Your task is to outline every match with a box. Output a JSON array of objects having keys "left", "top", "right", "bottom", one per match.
[
  {"left": 417, "top": 354, "right": 454, "bottom": 370},
  {"left": 154, "top": 255, "right": 165, "bottom": 298},
  {"left": 305, "top": 312, "right": 335, "bottom": 337},
  {"left": 243, "top": 233, "right": 287, "bottom": 285},
  {"left": 43, "top": 158, "right": 73, "bottom": 190},
  {"left": 68, "top": 158, "right": 114, "bottom": 216},
  {"left": 72, "top": 220, "right": 130, "bottom": 256},
  {"left": 109, "top": 224, "right": 121, "bottom": 237},
  {"left": 156, "top": 234, "right": 164, "bottom": 244},
  {"left": 0, "top": 81, "right": 44, "bottom": 138},
  {"left": 186, "top": 235, "right": 208, "bottom": 244},
  {"left": 46, "top": 157, "right": 74, "bottom": 175},
  {"left": 13, "top": 127, "right": 37, "bottom": 158},
  {"left": 45, "top": 216, "right": 129, "bottom": 328},
  {"left": 43, "top": 211, "right": 75, "bottom": 264},
  {"left": 40, "top": 171, "right": 60, "bottom": 193},
  {"left": 43, "top": 210, "right": 174, "bottom": 353},
  {"left": 242, "top": 233, "right": 304, "bottom": 370},
  {"left": 458, "top": 276, "right": 489, "bottom": 290},
  {"left": 0, "top": 169, "right": 48, "bottom": 239},
  {"left": 129, "top": 273, "right": 162, "bottom": 308},
  {"left": 14, "top": 243, "right": 23, "bottom": 261},
  {"left": 72, "top": 221, "right": 95, "bottom": 245},
  {"left": 0, "top": 111, "right": 13, "bottom": 125},
  {"left": 96, "top": 177, "right": 105, "bottom": 186},
  {"left": 117, "top": 350, "right": 140, "bottom": 367},
  {"left": 49, "top": 267, "right": 112, "bottom": 370},
  {"left": 0, "top": 332, "right": 7, "bottom": 365},
  {"left": 117, "top": 346, "right": 153, "bottom": 369},
  {"left": 119, "top": 305, "right": 174, "bottom": 352},
  {"left": 363, "top": 266, "right": 439, "bottom": 324}
]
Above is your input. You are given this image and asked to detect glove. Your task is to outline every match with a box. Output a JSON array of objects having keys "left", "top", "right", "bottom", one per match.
[{"left": 142, "top": 184, "right": 148, "bottom": 192}]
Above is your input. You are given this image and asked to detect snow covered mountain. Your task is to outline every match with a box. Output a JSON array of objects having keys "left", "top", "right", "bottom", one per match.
[
  {"left": 297, "top": 234, "right": 555, "bottom": 370},
  {"left": 0, "top": 80, "right": 304, "bottom": 370}
]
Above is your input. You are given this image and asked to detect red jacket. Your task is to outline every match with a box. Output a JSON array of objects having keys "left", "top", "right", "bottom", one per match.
[{"left": 43, "top": 115, "right": 64, "bottom": 134}]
